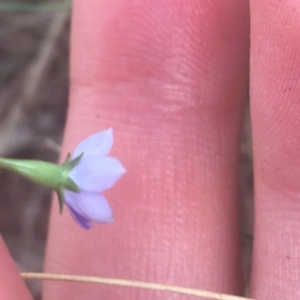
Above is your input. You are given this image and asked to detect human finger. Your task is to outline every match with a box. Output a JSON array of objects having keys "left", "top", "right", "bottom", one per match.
[{"left": 44, "top": 1, "right": 250, "bottom": 299}]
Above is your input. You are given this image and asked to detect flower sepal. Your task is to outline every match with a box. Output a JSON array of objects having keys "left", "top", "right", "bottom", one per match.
[
  {"left": 61, "top": 152, "right": 84, "bottom": 192},
  {"left": 56, "top": 189, "right": 65, "bottom": 214},
  {"left": 54, "top": 153, "right": 86, "bottom": 213}
]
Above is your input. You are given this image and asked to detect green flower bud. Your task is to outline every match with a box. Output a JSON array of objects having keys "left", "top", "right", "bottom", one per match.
[{"left": 0, "top": 154, "right": 83, "bottom": 213}]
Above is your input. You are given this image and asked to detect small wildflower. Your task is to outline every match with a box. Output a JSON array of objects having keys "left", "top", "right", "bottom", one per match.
[{"left": 0, "top": 128, "right": 125, "bottom": 229}]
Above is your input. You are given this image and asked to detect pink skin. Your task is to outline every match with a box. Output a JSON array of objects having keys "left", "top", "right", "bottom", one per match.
[
  {"left": 0, "top": 0, "right": 300, "bottom": 299},
  {"left": 250, "top": 1, "right": 300, "bottom": 299}
]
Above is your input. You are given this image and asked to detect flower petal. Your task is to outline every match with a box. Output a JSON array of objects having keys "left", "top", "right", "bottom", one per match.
[
  {"left": 66, "top": 204, "right": 92, "bottom": 229},
  {"left": 73, "top": 128, "right": 113, "bottom": 158},
  {"left": 69, "top": 155, "right": 126, "bottom": 192},
  {"left": 64, "top": 190, "right": 114, "bottom": 224}
]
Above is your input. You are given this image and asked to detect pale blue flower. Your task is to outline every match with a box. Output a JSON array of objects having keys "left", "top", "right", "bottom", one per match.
[
  {"left": 64, "top": 128, "right": 126, "bottom": 229},
  {"left": 0, "top": 128, "right": 125, "bottom": 229}
]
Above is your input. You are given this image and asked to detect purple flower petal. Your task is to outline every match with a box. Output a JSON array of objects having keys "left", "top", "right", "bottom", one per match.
[
  {"left": 66, "top": 204, "right": 92, "bottom": 229},
  {"left": 69, "top": 156, "right": 126, "bottom": 192},
  {"left": 64, "top": 190, "right": 114, "bottom": 224},
  {"left": 63, "top": 128, "right": 125, "bottom": 228},
  {"left": 73, "top": 128, "right": 113, "bottom": 158}
]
